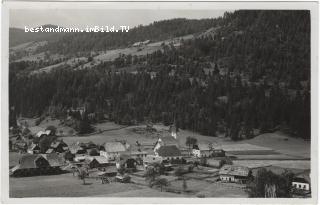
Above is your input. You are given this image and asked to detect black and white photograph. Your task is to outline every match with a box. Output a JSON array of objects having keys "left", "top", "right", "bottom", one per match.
[{"left": 1, "top": 1, "right": 318, "bottom": 203}]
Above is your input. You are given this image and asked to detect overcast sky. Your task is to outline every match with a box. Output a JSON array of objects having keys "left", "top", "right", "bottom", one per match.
[{"left": 10, "top": 9, "right": 228, "bottom": 29}]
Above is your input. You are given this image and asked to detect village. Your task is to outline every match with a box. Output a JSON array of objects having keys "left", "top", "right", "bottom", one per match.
[{"left": 9, "top": 118, "right": 311, "bottom": 198}]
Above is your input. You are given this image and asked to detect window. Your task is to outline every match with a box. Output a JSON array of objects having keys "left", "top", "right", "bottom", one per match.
[{"left": 303, "top": 185, "right": 306, "bottom": 189}]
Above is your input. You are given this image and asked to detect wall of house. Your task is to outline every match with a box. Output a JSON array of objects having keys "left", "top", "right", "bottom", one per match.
[
  {"left": 99, "top": 151, "right": 119, "bottom": 160},
  {"left": 292, "top": 182, "right": 310, "bottom": 191},
  {"left": 192, "top": 149, "right": 201, "bottom": 157}
]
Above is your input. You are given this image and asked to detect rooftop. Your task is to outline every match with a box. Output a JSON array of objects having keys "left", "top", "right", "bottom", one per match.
[
  {"left": 219, "top": 165, "right": 250, "bottom": 177},
  {"left": 157, "top": 145, "right": 181, "bottom": 157}
]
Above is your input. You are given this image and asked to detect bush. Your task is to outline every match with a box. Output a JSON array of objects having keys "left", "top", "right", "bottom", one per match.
[{"left": 122, "top": 175, "right": 131, "bottom": 183}]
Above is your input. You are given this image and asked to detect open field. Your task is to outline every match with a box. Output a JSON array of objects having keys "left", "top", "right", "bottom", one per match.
[{"left": 10, "top": 173, "right": 144, "bottom": 198}]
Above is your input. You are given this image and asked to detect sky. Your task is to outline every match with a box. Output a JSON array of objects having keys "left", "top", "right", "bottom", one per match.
[{"left": 10, "top": 9, "right": 228, "bottom": 29}]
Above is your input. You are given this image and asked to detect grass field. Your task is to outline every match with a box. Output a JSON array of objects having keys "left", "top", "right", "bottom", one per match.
[{"left": 10, "top": 173, "right": 144, "bottom": 198}]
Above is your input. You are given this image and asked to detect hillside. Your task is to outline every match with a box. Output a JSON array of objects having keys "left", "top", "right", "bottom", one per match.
[
  {"left": 9, "top": 10, "right": 311, "bottom": 141},
  {"left": 9, "top": 25, "right": 65, "bottom": 47}
]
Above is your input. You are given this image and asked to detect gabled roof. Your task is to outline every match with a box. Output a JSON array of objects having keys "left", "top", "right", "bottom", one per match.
[
  {"left": 35, "top": 130, "right": 51, "bottom": 138},
  {"left": 103, "top": 142, "right": 127, "bottom": 153},
  {"left": 41, "top": 153, "right": 65, "bottom": 167},
  {"left": 29, "top": 144, "right": 40, "bottom": 151},
  {"left": 157, "top": 145, "right": 181, "bottom": 157},
  {"left": 46, "top": 148, "right": 54, "bottom": 154},
  {"left": 219, "top": 165, "right": 250, "bottom": 177},
  {"left": 156, "top": 135, "right": 179, "bottom": 147},
  {"left": 193, "top": 144, "right": 210, "bottom": 151},
  {"left": 93, "top": 156, "right": 109, "bottom": 164},
  {"left": 18, "top": 154, "right": 48, "bottom": 169},
  {"left": 294, "top": 170, "right": 311, "bottom": 184},
  {"left": 51, "top": 140, "right": 68, "bottom": 148}
]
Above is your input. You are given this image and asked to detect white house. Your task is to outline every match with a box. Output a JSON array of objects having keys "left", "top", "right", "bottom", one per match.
[
  {"left": 99, "top": 141, "right": 128, "bottom": 161},
  {"left": 192, "top": 144, "right": 211, "bottom": 157},
  {"left": 219, "top": 165, "right": 250, "bottom": 184},
  {"left": 292, "top": 171, "right": 311, "bottom": 192}
]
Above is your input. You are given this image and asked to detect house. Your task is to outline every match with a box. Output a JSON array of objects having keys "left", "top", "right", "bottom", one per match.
[
  {"left": 292, "top": 170, "right": 311, "bottom": 193},
  {"left": 27, "top": 143, "right": 41, "bottom": 154},
  {"left": 143, "top": 155, "right": 163, "bottom": 168},
  {"left": 69, "top": 142, "right": 86, "bottom": 154},
  {"left": 153, "top": 135, "right": 179, "bottom": 153},
  {"left": 219, "top": 165, "right": 250, "bottom": 184},
  {"left": 49, "top": 140, "right": 68, "bottom": 153},
  {"left": 192, "top": 144, "right": 211, "bottom": 157},
  {"left": 74, "top": 154, "right": 87, "bottom": 162},
  {"left": 99, "top": 141, "right": 128, "bottom": 161},
  {"left": 129, "top": 151, "right": 148, "bottom": 160},
  {"left": 86, "top": 156, "right": 109, "bottom": 169},
  {"left": 13, "top": 141, "right": 27, "bottom": 152},
  {"left": 179, "top": 147, "right": 190, "bottom": 156},
  {"left": 10, "top": 154, "right": 50, "bottom": 177},
  {"left": 35, "top": 130, "right": 52, "bottom": 138},
  {"left": 97, "top": 166, "right": 118, "bottom": 177},
  {"left": 41, "top": 153, "right": 65, "bottom": 172},
  {"left": 155, "top": 145, "right": 182, "bottom": 160},
  {"left": 211, "top": 149, "right": 225, "bottom": 157},
  {"left": 116, "top": 154, "right": 137, "bottom": 169}
]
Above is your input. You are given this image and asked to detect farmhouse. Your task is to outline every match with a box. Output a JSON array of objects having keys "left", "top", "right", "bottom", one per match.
[
  {"left": 27, "top": 143, "right": 41, "bottom": 154},
  {"left": 155, "top": 145, "right": 182, "bottom": 160},
  {"left": 69, "top": 142, "right": 86, "bottom": 154},
  {"left": 86, "top": 156, "right": 109, "bottom": 169},
  {"left": 219, "top": 165, "right": 250, "bottom": 184},
  {"left": 48, "top": 140, "right": 68, "bottom": 153},
  {"left": 143, "top": 155, "right": 163, "bottom": 169},
  {"left": 10, "top": 154, "right": 50, "bottom": 177},
  {"left": 192, "top": 144, "right": 211, "bottom": 157},
  {"left": 35, "top": 130, "right": 52, "bottom": 138},
  {"left": 99, "top": 141, "right": 128, "bottom": 161},
  {"left": 41, "top": 153, "right": 65, "bottom": 172},
  {"left": 154, "top": 135, "right": 179, "bottom": 153},
  {"left": 292, "top": 170, "right": 311, "bottom": 193},
  {"left": 98, "top": 166, "right": 118, "bottom": 177}
]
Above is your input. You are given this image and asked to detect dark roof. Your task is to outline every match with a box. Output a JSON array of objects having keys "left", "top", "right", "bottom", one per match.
[
  {"left": 41, "top": 153, "right": 65, "bottom": 167},
  {"left": 157, "top": 145, "right": 181, "bottom": 157},
  {"left": 159, "top": 136, "right": 178, "bottom": 145},
  {"left": 294, "top": 170, "right": 311, "bottom": 184},
  {"left": 51, "top": 140, "right": 68, "bottom": 148}
]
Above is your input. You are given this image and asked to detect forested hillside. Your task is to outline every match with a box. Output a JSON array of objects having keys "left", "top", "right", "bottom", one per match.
[
  {"left": 9, "top": 25, "right": 65, "bottom": 47},
  {"left": 9, "top": 10, "right": 311, "bottom": 140},
  {"left": 38, "top": 18, "right": 224, "bottom": 54}
]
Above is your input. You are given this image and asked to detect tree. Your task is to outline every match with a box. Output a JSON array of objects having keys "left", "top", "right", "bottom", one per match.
[
  {"left": 46, "top": 125, "right": 57, "bottom": 136},
  {"left": 247, "top": 168, "right": 293, "bottom": 198},
  {"left": 144, "top": 167, "right": 158, "bottom": 187},
  {"left": 39, "top": 137, "right": 52, "bottom": 153},
  {"left": 219, "top": 157, "right": 233, "bottom": 168},
  {"left": 78, "top": 167, "right": 87, "bottom": 185},
  {"left": 174, "top": 166, "right": 185, "bottom": 178},
  {"left": 185, "top": 137, "right": 198, "bottom": 154},
  {"left": 76, "top": 115, "right": 93, "bottom": 134},
  {"left": 183, "top": 178, "right": 188, "bottom": 191},
  {"left": 88, "top": 148, "right": 99, "bottom": 156},
  {"left": 153, "top": 178, "right": 169, "bottom": 192}
]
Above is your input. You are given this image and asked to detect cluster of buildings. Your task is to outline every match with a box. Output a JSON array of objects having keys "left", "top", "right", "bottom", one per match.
[{"left": 9, "top": 125, "right": 311, "bottom": 197}]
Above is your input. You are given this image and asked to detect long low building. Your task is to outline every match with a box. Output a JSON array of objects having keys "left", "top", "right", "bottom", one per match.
[
  {"left": 219, "top": 165, "right": 250, "bottom": 184},
  {"left": 10, "top": 153, "right": 65, "bottom": 177}
]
